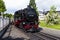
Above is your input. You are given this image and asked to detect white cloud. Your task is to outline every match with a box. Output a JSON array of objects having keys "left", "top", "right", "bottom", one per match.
[
  {"left": 3, "top": 0, "right": 29, "bottom": 9},
  {"left": 3, "top": 0, "right": 60, "bottom": 13},
  {"left": 36, "top": 0, "right": 60, "bottom": 11}
]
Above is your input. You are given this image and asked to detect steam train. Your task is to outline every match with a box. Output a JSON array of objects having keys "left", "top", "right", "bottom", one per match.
[{"left": 14, "top": 5, "right": 39, "bottom": 32}]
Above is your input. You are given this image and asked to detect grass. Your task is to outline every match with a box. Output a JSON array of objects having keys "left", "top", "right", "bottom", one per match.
[{"left": 39, "top": 21, "right": 60, "bottom": 30}]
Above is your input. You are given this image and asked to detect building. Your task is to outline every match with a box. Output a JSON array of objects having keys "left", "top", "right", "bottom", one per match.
[
  {"left": 39, "top": 11, "right": 60, "bottom": 20},
  {"left": 39, "top": 11, "right": 45, "bottom": 20}
]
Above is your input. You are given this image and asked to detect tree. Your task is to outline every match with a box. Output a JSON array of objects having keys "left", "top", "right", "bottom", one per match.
[
  {"left": 0, "top": 0, "right": 6, "bottom": 17},
  {"left": 0, "top": 0, "right": 6, "bottom": 12},
  {"left": 46, "top": 5, "right": 60, "bottom": 25},
  {"left": 3, "top": 13, "right": 12, "bottom": 18},
  {"left": 5, "top": 13, "right": 13, "bottom": 23},
  {"left": 49, "top": 5, "right": 56, "bottom": 15},
  {"left": 0, "top": 0, "right": 6, "bottom": 28},
  {"left": 29, "top": 0, "right": 39, "bottom": 16},
  {"left": 4, "top": 13, "right": 12, "bottom": 18}
]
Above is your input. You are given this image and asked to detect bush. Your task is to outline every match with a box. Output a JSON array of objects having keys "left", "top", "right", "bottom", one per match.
[{"left": 45, "top": 13, "right": 60, "bottom": 25}]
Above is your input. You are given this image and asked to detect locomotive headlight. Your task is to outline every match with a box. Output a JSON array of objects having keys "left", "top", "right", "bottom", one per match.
[{"left": 23, "top": 22, "right": 25, "bottom": 24}]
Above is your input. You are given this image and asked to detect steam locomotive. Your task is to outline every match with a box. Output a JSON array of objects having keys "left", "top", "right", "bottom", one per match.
[{"left": 14, "top": 5, "right": 39, "bottom": 32}]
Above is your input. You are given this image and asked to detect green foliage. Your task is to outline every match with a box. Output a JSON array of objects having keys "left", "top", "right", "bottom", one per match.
[
  {"left": 29, "top": 0, "right": 36, "bottom": 10},
  {"left": 49, "top": 5, "right": 56, "bottom": 15},
  {"left": 46, "top": 5, "right": 60, "bottom": 25},
  {"left": 7, "top": 14, "right": 12, "bottom": 18},
  {"left": 0, "top": 0, "right": 6, "bottom": 12},
  {"left": 40, "top": 21, "right": 60, "bottom": 30},
  {"left": 29, "top": 0, "right": 39, "bottom": 16},
  {"left": 3, "top": 13, "right": 13, "bottom": 18}
]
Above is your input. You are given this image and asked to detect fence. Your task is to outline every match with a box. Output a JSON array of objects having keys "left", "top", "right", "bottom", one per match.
[{"left": 0, "top": 16, "right": 9, "bottom": 31}]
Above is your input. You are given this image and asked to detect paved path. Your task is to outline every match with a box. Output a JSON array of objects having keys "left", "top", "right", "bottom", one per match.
[{"left": 2, "top": 25, "right": 30, "bottom": 40}]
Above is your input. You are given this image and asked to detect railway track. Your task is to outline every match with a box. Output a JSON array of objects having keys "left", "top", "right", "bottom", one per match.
[
  {"left": 14, "top": 27, "right": 60, "bottom": 40},
  {"left": 31, "top": 32, "right": 60, "bottom": 40},
  {"left": 4, "top": 25, "right": 60, "bottom": 40}
]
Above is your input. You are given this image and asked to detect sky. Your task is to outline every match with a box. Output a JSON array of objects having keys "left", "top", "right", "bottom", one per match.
[{"left": 3, "top": 0, "right": 60, "bottom": 14}]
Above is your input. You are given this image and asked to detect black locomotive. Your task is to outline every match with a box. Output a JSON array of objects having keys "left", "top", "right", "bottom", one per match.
[{"left": 14, "top": 5, "right": 39, "bottom": 32}]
